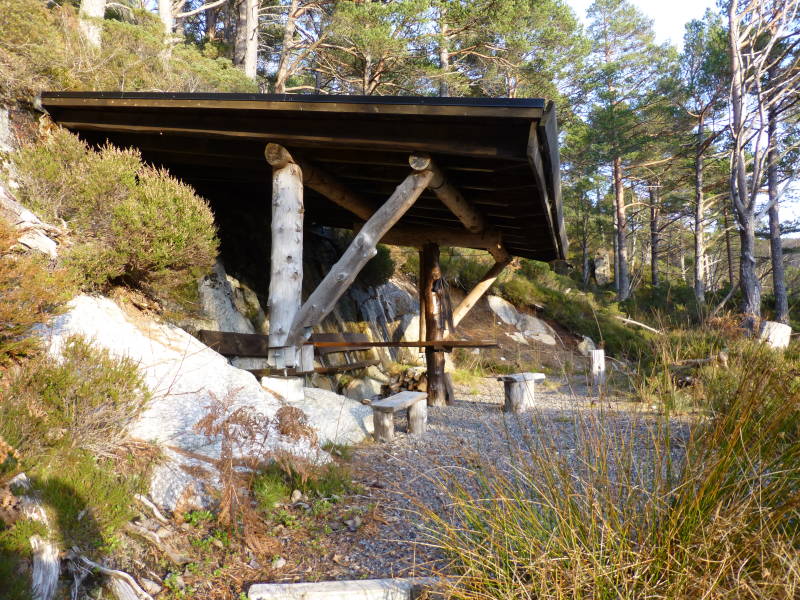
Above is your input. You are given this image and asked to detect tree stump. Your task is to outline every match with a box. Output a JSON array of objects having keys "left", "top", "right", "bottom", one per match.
[{"left": 496, "top": 373, "right": 545, "bottom": 413}]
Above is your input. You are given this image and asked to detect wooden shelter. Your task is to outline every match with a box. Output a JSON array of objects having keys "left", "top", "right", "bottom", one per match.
[{"left": 40, "top": 91, "right": 566, "bottom": 406}]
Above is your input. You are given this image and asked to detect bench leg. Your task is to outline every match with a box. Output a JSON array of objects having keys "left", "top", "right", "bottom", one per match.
[
  {"left": 408, "top": 401, "right": 427, "bottom": 435},
  {"left": 373, "top": 411, "right": 394, "bottom": 442}
]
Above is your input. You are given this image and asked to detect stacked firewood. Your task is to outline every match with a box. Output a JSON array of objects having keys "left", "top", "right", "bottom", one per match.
[{"left": 383, "top": 366, "right": 428, "bottom": 395}]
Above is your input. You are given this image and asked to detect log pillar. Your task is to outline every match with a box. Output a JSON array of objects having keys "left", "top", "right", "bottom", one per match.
[
  {"left": 265, "top": 144, "right": 304, "bottom": 368},
  {"left": 421, "top": 243, "right": 447, "bottom": 407}
]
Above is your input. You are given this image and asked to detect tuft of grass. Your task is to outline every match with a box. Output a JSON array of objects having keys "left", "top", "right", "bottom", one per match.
[
  {"left": 321, "top": 441, "right": 354, "bottom": 461},
  {"left": 252, "top": 469, "right": 291, "bottom": 513},
  {"left": 423, "top": 340, "right": 800, "bottom": 599}
]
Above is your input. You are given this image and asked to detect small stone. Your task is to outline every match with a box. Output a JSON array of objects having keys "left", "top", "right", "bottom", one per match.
[
  {"left": 290, "top": 489, "right": 302, "bottom": 503},
  {"left": 344, "top": 516, "right": 362, "bottom": 532},
  {"left": 139, "top": 578, "right": 162, "bottom": 596},
  {"left": 173, "top": 575, "right": 186, "bottom": 590},
  {"left": 271, "top": 556, "right": 287, "bottom": 570},
  {"left": 212, "top": 538, "right": 225, "bottom": 549},
  {"left": 250, "top": 558, "right": 262, "bottom": 570}
]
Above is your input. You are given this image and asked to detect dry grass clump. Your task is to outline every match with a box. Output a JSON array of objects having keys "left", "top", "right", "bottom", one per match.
[
  {"left": 424, "top": 346, "right": 800, "bottom": 599},
  {"left": 0, "top": 216, "right": 72, "bottom": 362},
  {"left": 12, "top": 127, "right": 218, "bottom": 308}
]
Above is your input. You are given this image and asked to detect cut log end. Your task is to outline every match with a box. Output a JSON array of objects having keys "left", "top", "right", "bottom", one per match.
[
  {"left": 408, "top": 152, "right": 433, "bottom": 171},
  {"left": 265, "top": 143, "right": 296, "bottom": 169}
]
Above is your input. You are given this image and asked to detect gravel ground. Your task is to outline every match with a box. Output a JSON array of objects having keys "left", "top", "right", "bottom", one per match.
[{"left": 346, "top": 376, "right": 692, "bottom": 579}]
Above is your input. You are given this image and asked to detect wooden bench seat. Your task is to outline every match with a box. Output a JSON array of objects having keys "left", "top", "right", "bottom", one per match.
[{"left": 371, "top": 391, "right": 427, "bottom": 442}]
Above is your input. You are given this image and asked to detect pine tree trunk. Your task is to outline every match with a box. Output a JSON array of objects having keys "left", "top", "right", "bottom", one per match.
[
  {"left": 613, "top": 157, "right": 630, "bottom": 300},
  {"left": 767, "top": 107, "right": 788, "bottom": 324},
  {"left": 234, "top": 0, "right": 258, "bottom": 79},
  {"left": 724, "top": 201, "right": 735, "bottom": 288},
  {"left": 739, "top": 213, "right": 761, "bottom": 326},
  {"left": 649, "top": 184, "right": 660, "bottom": 287},
  {"left": 438, "top": 9, "right": 450, "bottom": 97},
  {"left": 274, "top": 0, "right": 300, "bottom": 93},
  {"left": 79, "top": 0, "right": 105, "bottom": 47},
  {"left": 694, "top": 116, "right": 706, "bottom": 308}
]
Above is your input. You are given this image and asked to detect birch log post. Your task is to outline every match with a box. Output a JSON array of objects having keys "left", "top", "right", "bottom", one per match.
[
  {"left": 265, "top": 144, "right": 304, "bottom": 368},
  {"left": 286, "top": 169, "right": 433, "bottom": 346},
  {"left": 422, "top": 243, "right": 447, "bottom": 407}
]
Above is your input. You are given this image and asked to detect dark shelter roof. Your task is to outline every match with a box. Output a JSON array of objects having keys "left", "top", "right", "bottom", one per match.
[{"left": 39, "top": 92, "right": 566, "bottom": 261}]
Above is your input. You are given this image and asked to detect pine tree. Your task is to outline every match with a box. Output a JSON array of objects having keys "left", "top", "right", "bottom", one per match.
[{"left": 584, "top": 0, "right": 664, "bottom": 301}]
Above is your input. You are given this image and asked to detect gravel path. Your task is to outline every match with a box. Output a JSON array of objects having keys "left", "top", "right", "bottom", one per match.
[{"left": 345, "top": 376, "right": 692, "bottom": 579}]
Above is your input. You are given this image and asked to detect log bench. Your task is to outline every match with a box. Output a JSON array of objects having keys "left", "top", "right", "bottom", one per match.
[
  {"left": 371, "top": 391, "right": 427, "bottom": 442},
  {"left": 496, "top": 372, "right": 545, "bottom": 413}
]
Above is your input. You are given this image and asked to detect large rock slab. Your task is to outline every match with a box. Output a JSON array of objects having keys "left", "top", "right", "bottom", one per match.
[
  {"left": 487, "top": 295, "right": 557, "bottom": 346},
  {"left": 42, "top": 295, "right": 321, "bottom": 512},
  {"left": 294, "top": 388, "right": 374, "bottom": 445}
]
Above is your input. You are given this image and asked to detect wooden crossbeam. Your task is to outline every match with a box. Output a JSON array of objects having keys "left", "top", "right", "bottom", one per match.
[
  {"left": 197, "top": 330, "right": 496, "bottom": 357},
  {"left": 408, "top": 152, "right": 510, "bottom": 263},
  {"left": 451, "top": 258, "right": 511, "bottom": 328},
  {"left": 265, "top": 143, "right": 374, "bottom": 220}
]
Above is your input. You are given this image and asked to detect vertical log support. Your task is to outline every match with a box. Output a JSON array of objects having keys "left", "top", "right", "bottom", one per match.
[
  {"left": 265, "top": 144, "right": 304, "bottom": 368},
  {"left": 421, "top": 243, "right": 447, "bottom": 407}
]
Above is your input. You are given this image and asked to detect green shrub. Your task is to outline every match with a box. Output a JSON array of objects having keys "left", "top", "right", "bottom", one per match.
[
  {"left": 1, "top": 335, "right": 149, "bottom": 458},
  {"left": 356, "top": 243, "right": 395, "bottom": 287},
  {"left": 0, "top": 0, "right": 257, "bottom": 101},
  {"left": 440, "top": 251, "right": 491, "bottom": 291},
  {"left": 497, "top": 275, "right": 540, "bottom": 307},
  {"left": 0, "top": 216, "right": 73, "bottom": 362},
  {"left": 13, "top": 128, "right": 219, "bottom": 305}
]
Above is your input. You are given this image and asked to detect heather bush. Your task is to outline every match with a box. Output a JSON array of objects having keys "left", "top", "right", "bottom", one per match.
[
  {"left": 0, "top": 216, "right": 72, "bottom": 362},
  {"left": 1, "top": 335, "right": 149, "bottom": 458},
  {"left": 13, "top": 128, "right": 218, "bottom": 306},
  {"left": 0, "top": 0, "right": 256, "bottom": 102}
]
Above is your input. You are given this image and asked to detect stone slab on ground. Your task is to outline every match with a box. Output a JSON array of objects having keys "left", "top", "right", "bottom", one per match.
[
  {"left": 41, "top": 295, "right": 322, "bottom": 511},
  {"left": 487, "top": 295, "right": 556, "bottom": 346},
  {"left": 248, "top": 577, "right": 439, "bottom": 600},
  {"left": 294, "top": 388, "right": 374, "bottom": 445},
  {"left": 759, "top": 320, "right": 791, "bottom": 349}
]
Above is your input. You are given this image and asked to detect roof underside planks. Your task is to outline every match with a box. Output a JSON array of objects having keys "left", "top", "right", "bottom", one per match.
[{"left": 38, "top": 92, "right": 567, "bottom": 261}]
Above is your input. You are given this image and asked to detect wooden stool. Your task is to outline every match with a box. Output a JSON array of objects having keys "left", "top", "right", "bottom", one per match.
[
  {"left": 496, "top": 372, "right": 545, "bottom": 413},
  {"left": 371, "top": 391, "right": 427, "bottom": 442}
]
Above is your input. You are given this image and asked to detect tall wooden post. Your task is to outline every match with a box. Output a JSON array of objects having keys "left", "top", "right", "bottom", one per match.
[
  {"left": 421, "top": 243, "right": 446, "bottom": 407},
  {"left": 265, "top": 144, "right": 304, "bottom": 368}
]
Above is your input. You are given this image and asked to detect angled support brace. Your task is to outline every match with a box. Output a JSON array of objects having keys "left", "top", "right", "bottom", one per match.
[{"left": 286, "top": 168, "right": 433, "bottom": 347}]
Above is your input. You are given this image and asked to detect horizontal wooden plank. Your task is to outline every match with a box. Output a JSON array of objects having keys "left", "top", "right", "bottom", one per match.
[
  {"left": 497, "top": 372, "right": 546, "bottom": 383},
  {"left": 371, "top": 391, "right": 427, "bottom": 413},
  {"left": 247, "top": 359, "right": 379, "bottom": 378},
  {"left": 198, "top": 330, "right": 497, "bottom": 357}
]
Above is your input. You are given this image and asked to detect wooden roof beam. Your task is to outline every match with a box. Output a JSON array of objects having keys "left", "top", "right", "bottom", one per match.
[
  {"left": 265, "top": 143, "right": 373, "bottom": 220},
  {"left": 409, "top": 152, "right": 510, "bottom": 263}
]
